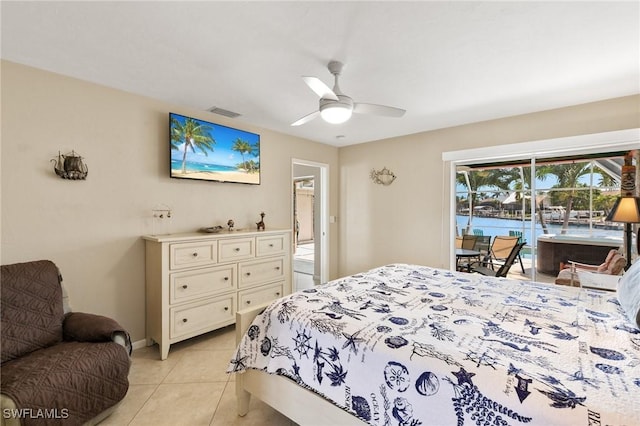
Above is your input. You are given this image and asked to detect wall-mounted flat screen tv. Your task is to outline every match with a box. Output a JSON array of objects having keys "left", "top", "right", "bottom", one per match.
[{"left": 170, "top": 112, "right": 260, "bottom": 185}]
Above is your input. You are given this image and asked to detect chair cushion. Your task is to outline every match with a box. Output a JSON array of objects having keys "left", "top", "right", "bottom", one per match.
[
  {"left": 0, "top": 341, "right": 130, "bottom": 425},
  {"left": 596, "top": 249, "right": 619, "bottom": 273},
  {"left": 1, "top": 260, "right": 64, "bottom": 363},
  {"left": 617, "top": 260, "right": 640, "bottom": 329},
  {"left": 607, "top": 254, "right": 626, "bottom": 275}
]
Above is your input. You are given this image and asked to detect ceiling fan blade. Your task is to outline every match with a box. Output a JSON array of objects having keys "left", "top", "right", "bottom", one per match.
[
  {"left": 302, "top": 76, "right": 339, "bottom": 101},
  {"left": 291, "top": 110, "right": 320, "bottom": 127},
  {"left": 353, "top": 103, "right": 406, "bottom": 117}
]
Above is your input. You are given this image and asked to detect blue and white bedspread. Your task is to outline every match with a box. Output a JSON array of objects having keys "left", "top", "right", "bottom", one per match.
[{"left": 228, "top": 264, "right": 640, "bottom": 425}]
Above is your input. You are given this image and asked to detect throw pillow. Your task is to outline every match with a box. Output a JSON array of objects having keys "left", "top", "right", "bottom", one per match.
[{"left": 617, "top": 260, "right": 640, "bottom": 329}]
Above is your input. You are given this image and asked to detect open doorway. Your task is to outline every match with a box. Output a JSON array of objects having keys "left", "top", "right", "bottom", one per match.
[{"left": 292, "top": 159, "right": 329, "bottom": 290}]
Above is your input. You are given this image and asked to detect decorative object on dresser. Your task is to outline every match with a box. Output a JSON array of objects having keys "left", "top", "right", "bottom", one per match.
[
  {"left": 51, "top": 150, "right": 88, "bottom": 180},
  {"left": 200, "top": 225, "right": 223, "bottom": 234},
  {"left": 256, "top": 212, "right": 266, "bottom": 231},
  {"left": 144, "top": 229, "right": 291, "bottom": 360},
  {"left": 227, "top": 219, "right": 235, "bottom": 231}
]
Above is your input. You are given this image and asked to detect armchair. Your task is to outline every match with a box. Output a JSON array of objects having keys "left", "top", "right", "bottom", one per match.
[{"left": 1, "top": 260, "right": 131, "bottom": 426}]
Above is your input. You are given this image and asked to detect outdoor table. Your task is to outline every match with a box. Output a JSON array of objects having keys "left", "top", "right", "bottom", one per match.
[{"left": 456, "top": 249, "right": 481, "bottom": 272}]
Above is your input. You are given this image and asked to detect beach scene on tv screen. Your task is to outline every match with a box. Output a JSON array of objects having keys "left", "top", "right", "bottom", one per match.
[{"left": 170, "top": 113, "right": 260, "bottom": 184}]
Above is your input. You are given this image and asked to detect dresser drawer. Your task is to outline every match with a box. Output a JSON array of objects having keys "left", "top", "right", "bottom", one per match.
[
  {"left": 238, "top": 282, "right": 284, "bottom": 309},
  {"left": 239, "top": 257, "right": 285, "bottom": 288},
  {"left": 218, "top": 237, "right": 255, "bottom": 262},
  {"left": 170, "top": 241, "right": 217, "bottom": 270},
  {"left": 170, "top": 295, "right": 236, "bottom": 339},
  {"left": 256, "top": 234, "right": 287, "bottom": 257},
  {"left": 169, "top": 264, "right": 237, "bottom": 304}
]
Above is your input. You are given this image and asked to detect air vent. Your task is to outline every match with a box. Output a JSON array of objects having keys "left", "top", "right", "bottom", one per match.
[{"left": 207, "top": 106, "right": 241, "bottom": 118}]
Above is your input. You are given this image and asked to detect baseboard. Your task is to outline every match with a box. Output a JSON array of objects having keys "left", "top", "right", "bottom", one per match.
[{"left": 132, "top": 338, "right": 148, "bottom": 351}]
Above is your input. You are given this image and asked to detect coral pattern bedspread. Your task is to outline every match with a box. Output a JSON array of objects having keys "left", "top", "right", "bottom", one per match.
[{"left": 229, "top": 264, "right": 640, "bottom": 425}]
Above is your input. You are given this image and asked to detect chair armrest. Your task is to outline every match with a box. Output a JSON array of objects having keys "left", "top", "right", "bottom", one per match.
[
  {"left": 63, "top": 312, "right": 132, "bottom": 355},
  {"left": 568, "top": 261, "right": 600, "bottom": 272}
]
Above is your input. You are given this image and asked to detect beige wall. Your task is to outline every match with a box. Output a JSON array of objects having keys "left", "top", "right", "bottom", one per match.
[
  {"left": 2, "top": 60, "right": 638, "bottom": 344},
  {"left": 338, "top": 95, "right": 640, "bottom": 277},
  {"left": 0, "top": 61, "right": 339, "bottom": 343}
]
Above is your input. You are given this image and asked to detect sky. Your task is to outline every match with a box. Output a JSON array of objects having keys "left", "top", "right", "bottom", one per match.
[{"left": 170, "top": 113, "right": 259, "bottom": 167}]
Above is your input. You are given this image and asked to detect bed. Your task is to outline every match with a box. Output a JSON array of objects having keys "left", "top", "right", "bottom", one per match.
[{"left": 228, "top": 263, "right": 640, "bottom": 425}]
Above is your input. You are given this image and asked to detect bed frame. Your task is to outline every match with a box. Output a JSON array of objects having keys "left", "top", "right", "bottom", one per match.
[{"left": 235, "top": 303, "right": 366, "bottom": 425}]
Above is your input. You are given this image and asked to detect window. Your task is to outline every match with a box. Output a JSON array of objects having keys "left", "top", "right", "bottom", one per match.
[{"left": 443, "top": 129, "right": 639, "bottom": 282}]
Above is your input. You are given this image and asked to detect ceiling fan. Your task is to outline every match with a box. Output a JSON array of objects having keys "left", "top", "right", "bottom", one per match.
[{"left": 291, "top": 61, "right": 406, "bottom": 126}]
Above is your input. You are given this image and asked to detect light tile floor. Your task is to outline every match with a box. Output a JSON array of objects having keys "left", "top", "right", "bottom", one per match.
[
  {"left": 102, "top": 325, "right": 297, "bottom": 426},
  {"left": 104, "top": 269, "right": 318, "bottom": 426}
]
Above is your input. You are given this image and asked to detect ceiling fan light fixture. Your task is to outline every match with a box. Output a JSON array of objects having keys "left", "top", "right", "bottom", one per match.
[{"left": 320, "top": 103, "right": 352, "bottom": 124}]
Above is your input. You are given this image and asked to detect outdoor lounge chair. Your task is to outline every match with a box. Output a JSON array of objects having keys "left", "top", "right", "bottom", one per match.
[
  {"left": 469, "top": 242, "right": 526, "bottom": 278},
  {"left": 487, "top": 235, "right": 525, "bottom": 274},
  {"left": 555, "top": 249, "right": 626, "bottom": 287}
]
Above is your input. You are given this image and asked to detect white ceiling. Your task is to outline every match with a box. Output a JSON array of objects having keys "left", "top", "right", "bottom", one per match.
[{"left": 2, "top": 1, "right": 638, "bottom": 147}]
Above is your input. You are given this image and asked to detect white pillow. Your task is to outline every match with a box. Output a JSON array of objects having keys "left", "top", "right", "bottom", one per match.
[{"left": 617, "top": 259, "right": 640, "bottom": 329}]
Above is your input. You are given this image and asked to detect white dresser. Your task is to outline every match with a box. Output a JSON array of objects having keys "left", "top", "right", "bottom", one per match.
[{"left": 144, "top": 229, "right": 292, "bottom": 359}]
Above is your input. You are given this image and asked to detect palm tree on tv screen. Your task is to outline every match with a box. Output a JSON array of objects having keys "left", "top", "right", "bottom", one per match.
[
  {"left": 232, "top": 138, "right": 253, "bottom": 173},
  {"left": 171, "top": 117, "right": 216, "bottom": 174}
]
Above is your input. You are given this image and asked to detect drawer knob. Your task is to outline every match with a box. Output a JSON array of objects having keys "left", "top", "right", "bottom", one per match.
[
  {"left": 245, "top": 272, "right": 251, "bottom": 276},
  {"left": 192, "top": 252, "right": 198, "bottom": 257},
  {"left": 276, "top": 292, "right": 280, "bottom": 296},
  {"left": 246, "top": 300, "right": 251, "bottom": 304},
  {"left": 224, "top": 276, "right": 229, "bottom": 281},
  {"left": 234, "top": 248, "right": 240, "bottom": 252},
  {"left": 275, "top": 266, "right": 281, "bottom": 270},
  {"left": 224, "top": 306, "right": 229, "bottom": 311},
  {"left": 182, "top": 284, "right": 188, "bottom": 289},
  {"left": 269, "top": 244, "right": 274, "bottom": 247},
  {"left": 182, "top": 318, "right": 188, "bottom": 323}
]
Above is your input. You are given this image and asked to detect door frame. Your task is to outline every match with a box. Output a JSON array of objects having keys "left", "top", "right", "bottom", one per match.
[{"left": 292, "top": 158, "right": 329, "bottom": 284}]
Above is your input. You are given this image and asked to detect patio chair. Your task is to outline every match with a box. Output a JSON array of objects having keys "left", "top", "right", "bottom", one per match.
[
  {"left": 469, "top": 242, "right": 526, "bottom": 278},
  {"left": 555, "top": 249, "right": 625, "bottom": 287},
  {"left": 488, "top": 235, "right": 525, "bottom": 274},
  {"left": 461, "top": 234, "right": 477, "bottom": 250},
  {"left": 456, "top": 235, "right": 480, "bottom": 271},
  {"left": 474, "top": 235, "right": 492, "bottom": 257},
  {"left": 508, "top": 230, "right": 527, "bottom": 271}
]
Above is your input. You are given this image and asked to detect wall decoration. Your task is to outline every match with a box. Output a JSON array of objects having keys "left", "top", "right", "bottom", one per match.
[
  {"left": 170, "top": 112, "right": 260, "bottom": 185},
  {"left": 52, "top": 150, "right": 88, "bottom": 180},
  {"left": 370, "top": 167, "right": 396, "bottom": 186}
]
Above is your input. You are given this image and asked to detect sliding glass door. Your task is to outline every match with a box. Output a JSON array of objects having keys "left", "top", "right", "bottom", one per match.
[{"left": 455, "top": 152, "right": 627, "bottom": 282}]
